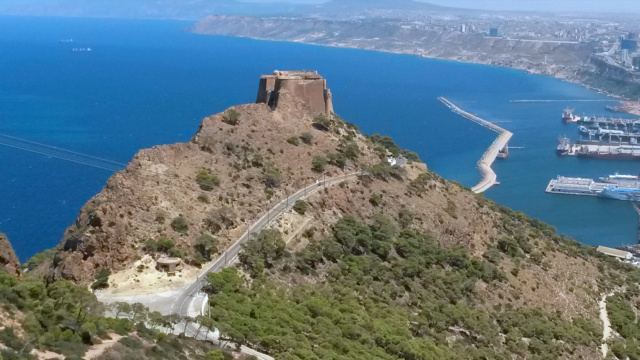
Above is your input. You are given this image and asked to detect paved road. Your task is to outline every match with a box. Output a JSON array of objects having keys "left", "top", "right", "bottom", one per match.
[
  {"left": 171, "top": 171, "right": 363, "bottom": 317},
  {"left": 140, "top": 172, "right": 364, "bottom": 359}
]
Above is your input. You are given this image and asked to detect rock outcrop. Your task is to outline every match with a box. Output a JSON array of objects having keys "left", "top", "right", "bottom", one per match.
[{"left": 0, "top": 233, "right": 20, "bottom": 276}]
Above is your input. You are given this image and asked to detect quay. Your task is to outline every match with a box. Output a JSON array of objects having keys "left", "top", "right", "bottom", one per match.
[{"left": 438, "top": 97, "right": 513, "bottom": 194}]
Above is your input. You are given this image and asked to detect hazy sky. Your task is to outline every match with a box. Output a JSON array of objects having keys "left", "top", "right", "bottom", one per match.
[{"left": 243, "top": 0, "right": 640, "bottom": 13}]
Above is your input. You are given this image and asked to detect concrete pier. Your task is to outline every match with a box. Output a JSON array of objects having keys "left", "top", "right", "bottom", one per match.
[{"left": 438, "top": 97, "right": 513, "bottom": 194}]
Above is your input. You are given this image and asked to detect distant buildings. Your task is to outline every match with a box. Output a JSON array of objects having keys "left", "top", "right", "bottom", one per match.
[{"left": 489, "top": 28, "right": 500, "bottom": 37}]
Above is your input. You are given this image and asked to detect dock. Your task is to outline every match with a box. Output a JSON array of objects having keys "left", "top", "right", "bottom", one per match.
[{"left": 438, "top": 97, "right": 513, "bottom": 194}]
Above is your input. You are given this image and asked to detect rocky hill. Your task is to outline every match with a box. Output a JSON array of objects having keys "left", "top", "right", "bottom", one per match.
[
  {"left": 46, "top": 76, "right": 640, "bottom": 358},
  {"left": 0, "top": 233, "right": 20, "bottom": 276}
]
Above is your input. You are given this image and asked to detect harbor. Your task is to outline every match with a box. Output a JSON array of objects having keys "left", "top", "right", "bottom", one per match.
[{"left": 438, "top": 97, "right": 513, "bottom": 194}]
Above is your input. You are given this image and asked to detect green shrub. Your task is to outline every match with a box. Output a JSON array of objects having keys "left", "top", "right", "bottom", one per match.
[
  {"left": 197, "top": 193, "right": 209, "bottom": 203},
  {"left": 300, "top": 132, "right": 314, "bottom": 145},
  {"left": 170, "top": 215, "right": 189, "bottom": 233},
  {"left": 221, "top": 109, "right": 240, "bottom": 125},
  {"left": 196, "top": 170, "right": 221, "bottom": 191},
  {"left": 263, "top": 165, "right": 282, "bottom": 188},
  {"left": 312, "top": 114, "right": 331, "bottom": 131},
  {"left": 293, "top": 200, "right": 309, "bottom": 215},
  {"left": 287, "top": 136, "right": 300, "bottom": 146},
  {"left": 311, "top": 155, "right": 327, "bottom": 173}
]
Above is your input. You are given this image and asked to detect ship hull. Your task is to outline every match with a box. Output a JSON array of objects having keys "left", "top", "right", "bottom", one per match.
[
  {"left": 600, "top": 189, "right": 640, "bottom": 201},
  {"left": 577, "top": 153, "right": 640, "bottom": 160}
]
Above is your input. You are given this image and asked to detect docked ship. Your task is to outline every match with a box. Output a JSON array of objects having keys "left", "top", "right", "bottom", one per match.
[
  {"left": 600, "top": 186, "right": 640, "bottom": 201},
  {"left": 577, "top": 144, "right": 640, "bottom": 160},
  {"left": 562, "top": 108, "right": 581, "bottom": 123},
  {"left": 546, "top": 173, "right": 640, "bottom": 201},
  {"left": 556, "top": 136, "right": 581, "bottom": 156}
]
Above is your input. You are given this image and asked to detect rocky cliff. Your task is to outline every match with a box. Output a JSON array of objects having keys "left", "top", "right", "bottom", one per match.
[{"left": 0, "top": 233, "right": 20, "bottom": 276}]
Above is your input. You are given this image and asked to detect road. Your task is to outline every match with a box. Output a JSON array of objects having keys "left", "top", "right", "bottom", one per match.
[{"left": 101, "top": 171, "right": 363, "bottom": 359}]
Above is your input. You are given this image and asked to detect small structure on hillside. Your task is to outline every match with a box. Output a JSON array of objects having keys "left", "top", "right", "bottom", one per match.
[
  {"left": 156, "top": 257, "right": 183, "bottom": 275},
  {"left": 256, "top": 70, "right": 334, "bottom": 114},
  {"left": 597, "top": 246, "right": 632, "bottom": 261}
]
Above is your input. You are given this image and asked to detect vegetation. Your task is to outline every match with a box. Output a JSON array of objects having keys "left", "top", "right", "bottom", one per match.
[
  {"left": 195, "top": 233, "right": 219, "bottom": 263},
  {"left": 287, "top": 136, "right": 300, "bottom": 146},
  {"left": 91, "top": 268, "right": 111, "bottom": 290},
  {"left": 293, "top": 200, "right": 309, "bottom": 215},
  {"left": 206, "top": 214, "right": 603, "bottom": 359},
  {"left": 196, "top": 169, "right": 221, "bottom": 191},
  {"left": 170, "top": 215, "right": 189, "bottom": 233},
  {"left": 22, "top": 248, "right": 55, "bottom": 271},
  {"left": 263, "top": 164, "right": 283, "bottom": 188},
  {"left": 311, "top": 155, "right": 327, "bottom": 173},
  {"left": 221, "top": 109, "right": 241, "bottom": 126},
  {"left": 143, "top": 238, "right": 181, "bottom": 258},
  {"left": 300, "top": 132, "right": 314, "bottom": 145},
  {"left": 312, "top": 114, "right": 331, "bottom": 131},
  {"left": 369, "top": 133, "right": 420, "bottom": 162}
]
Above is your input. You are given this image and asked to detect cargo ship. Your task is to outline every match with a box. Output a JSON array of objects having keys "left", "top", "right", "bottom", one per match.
[
  {"left": 562, "top": 108, "right": 581, "bottom": 123},
  {"left": 577, "top": 144, "right": 640, "bottom": 160}
]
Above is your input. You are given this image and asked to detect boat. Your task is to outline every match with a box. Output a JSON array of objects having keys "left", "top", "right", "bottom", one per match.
[
  {"left": 600, "top": 186, "right": 640, "bottom": 201},
  {"left": 599, "top": 173, "right": 640, "bottom": 182},
  {"left": 557, "top": 136, "right": 571, "bottom": 155},
  {"left": 562, "top": 108, "right": 581, "bottom": 123},
  {"left": 577, "top": 144, "right": 640, "bottom": 160},
  {"left": 71, "top": 47, "right": 92, "bottom": 52}
]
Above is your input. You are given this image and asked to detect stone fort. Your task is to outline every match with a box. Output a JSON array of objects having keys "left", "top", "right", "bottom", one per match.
[{"left": 256, "top": 70, "right": 334, "bottom": 114}]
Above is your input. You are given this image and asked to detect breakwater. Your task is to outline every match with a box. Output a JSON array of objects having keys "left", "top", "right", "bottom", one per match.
[{"left": 438, "top": 97, "right": 513, "bottom": 193}]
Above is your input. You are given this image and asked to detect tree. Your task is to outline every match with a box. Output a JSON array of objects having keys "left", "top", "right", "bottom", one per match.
[
  {"left": 195, "top": 233, "right": 218, "bottom": 261},
  {"left": 112, "top": 302, "right": 132, "bottom": 318},
  {"left": 91, "top": 268, "right": 110, "bottom": 290},
  {"left": 293, "top": 200, "right": 309, "bottom": 215},
  {"left": 206, "top": 268, "right": 242, "bottom": 295},
  {"left": 311, "top": 155, "right": 327, "bottom": 173},
  {"left": 148, "top": 311, "right": 165, "bottom": 329},
  {"left": 207, "top": 350, "right": 226, "bottom": 360},
  {"left": 239, "top": 229, "right": 286, "bottom": 277},
  {"left": 164, "top": 313, "right": 183, "bottom": 334},
  {"left": 130, "top": 303, "right": 148, "bottom": 324}
]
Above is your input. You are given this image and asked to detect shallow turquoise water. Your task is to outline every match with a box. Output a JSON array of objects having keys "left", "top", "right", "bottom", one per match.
[{"left": 0, "top": 16, "right": 637, "bottom": 260}]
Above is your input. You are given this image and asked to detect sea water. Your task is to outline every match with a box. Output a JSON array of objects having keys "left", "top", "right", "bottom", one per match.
[{"left": 0, "top": 16, "right": 636, "bottom": 260}]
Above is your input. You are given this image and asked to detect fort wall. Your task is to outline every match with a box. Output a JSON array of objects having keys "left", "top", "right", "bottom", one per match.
[{"left": 257, "top": 70, "right": 334, "bottom": 114}]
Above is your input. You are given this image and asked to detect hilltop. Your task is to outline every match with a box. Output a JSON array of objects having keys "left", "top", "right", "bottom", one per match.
[{"left": 33, "top": 72, "right": 640, "bottom": 358}]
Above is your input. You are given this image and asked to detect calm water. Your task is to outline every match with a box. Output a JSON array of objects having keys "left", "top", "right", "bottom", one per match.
[{"left": 1, "top": 16, "right": 637, "bottom": 261}]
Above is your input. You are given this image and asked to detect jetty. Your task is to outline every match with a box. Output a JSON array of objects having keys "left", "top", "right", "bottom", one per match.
[{"left": 438, "top": 97, "right": 513, "bottom": 194}]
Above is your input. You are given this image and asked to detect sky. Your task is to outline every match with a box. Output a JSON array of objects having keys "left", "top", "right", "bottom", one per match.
[{"left": 243, "top": 0, "right": 640, "bottom": 13}]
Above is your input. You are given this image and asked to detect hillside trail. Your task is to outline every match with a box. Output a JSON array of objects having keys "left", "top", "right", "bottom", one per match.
[{"left": 600, "top": 292, "right": 615, "bottom": 359}]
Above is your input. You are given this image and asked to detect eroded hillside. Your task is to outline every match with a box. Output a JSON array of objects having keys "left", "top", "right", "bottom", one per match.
[{"left": 47, "top": 88, "right": 640, "bottom": 359}]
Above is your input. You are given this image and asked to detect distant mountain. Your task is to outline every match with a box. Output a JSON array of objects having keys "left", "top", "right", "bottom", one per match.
[
  {"left": 318, "top": 0, "right": 446, "bottom": 11},
  {"left": 0, "top": 0, "right": 455, "bottom": 19}
]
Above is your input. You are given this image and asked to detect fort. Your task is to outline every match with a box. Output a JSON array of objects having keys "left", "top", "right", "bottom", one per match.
[{"left": 256, "top": 70, "right": 334, "bottom": 114}]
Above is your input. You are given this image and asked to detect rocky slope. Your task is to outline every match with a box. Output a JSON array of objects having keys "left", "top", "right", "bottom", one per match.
[
  {"left": 0, "top": 233, "right": 20, "bottom": 275},
  {"left": 48, "top": 84, "right": 640, "bottom": 358}
]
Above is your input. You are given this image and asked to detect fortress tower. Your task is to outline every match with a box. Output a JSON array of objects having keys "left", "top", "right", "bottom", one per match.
[{"left": 256, "top": 70, "right": 334, "bottom": 114}]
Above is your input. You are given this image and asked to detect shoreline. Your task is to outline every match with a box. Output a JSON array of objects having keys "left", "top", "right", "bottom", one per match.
[{"left": 192, "top": 29, "right": 638, "bottom": 115}]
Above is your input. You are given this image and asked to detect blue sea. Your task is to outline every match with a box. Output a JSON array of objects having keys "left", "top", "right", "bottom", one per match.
[{"left": 1, "top": 16, "right": 638, "bottom": 261}]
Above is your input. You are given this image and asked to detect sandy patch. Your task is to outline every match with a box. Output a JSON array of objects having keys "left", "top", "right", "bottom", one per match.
[
  {"left": 84, "top": 333, "right": 124, "bottom": 360},
  {"left": 99, "top": 255, "right": 214, "bottom": 297}
]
